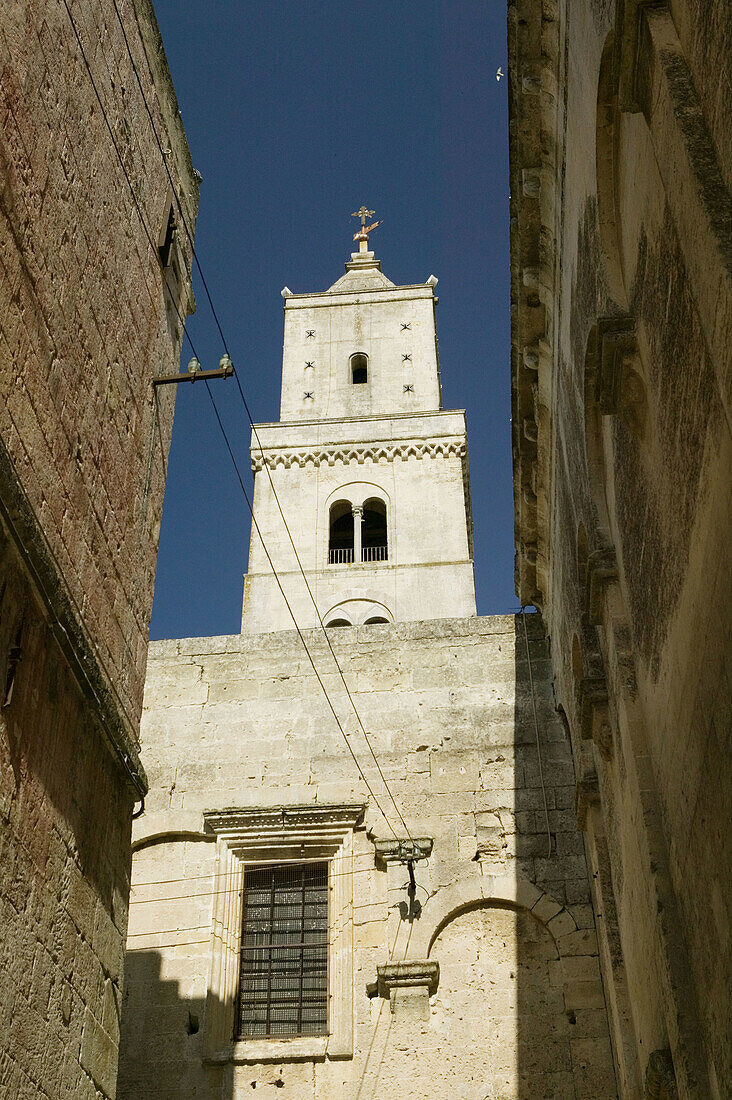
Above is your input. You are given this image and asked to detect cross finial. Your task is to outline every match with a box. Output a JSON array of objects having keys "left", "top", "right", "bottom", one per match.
[
  {"left": 352, "top": 205, "right": 375, "bottom": 228},
  {"left": 350, "top": 206, "right": 381, "bottom": 252}
]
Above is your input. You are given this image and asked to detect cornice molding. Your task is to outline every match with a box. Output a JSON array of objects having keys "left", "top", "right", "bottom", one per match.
[
  {"left": 250, "top": 438, "right": 466, "bottom": 473},
  {"left": 203, "top": 803, "right": 365, "bottom": 838}
]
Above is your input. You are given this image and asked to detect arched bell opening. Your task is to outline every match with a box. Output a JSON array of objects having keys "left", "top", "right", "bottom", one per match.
[
  {"left": 361, "top": 498, "right": 387, "bottom": 562},
  {"left": 328, "top": 500, "right": 354, "bottom": 564}
]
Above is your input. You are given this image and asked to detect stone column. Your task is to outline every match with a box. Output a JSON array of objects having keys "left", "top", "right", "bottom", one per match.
[{"left": 352, "top": 505, "right": 363, "bottom": 563}]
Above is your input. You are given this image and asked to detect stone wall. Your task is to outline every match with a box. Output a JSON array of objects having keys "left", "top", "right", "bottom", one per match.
[
  {"left": 0, "top": 525, "right": 133, "bottom": 1099},
  {"left": 119, "top": 615, "right": 618, "bottom": 1099},
  {"left": 0, "top": 2, "right": 197, "bottom": 1095},
  {"left": 0, "top": 0, "right": 197, "bottom": 732},
  {"left": 509, "top": 2, "right": 730, "bottom": 1097}
]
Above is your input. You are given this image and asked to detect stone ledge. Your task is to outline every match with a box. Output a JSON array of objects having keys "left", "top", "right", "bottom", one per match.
[{"left": 376, "top": 961, "right": 440, "bottom": 999}]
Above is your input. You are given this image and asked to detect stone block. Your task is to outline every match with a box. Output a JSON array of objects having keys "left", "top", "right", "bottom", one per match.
[{"left": 563, "top": 980, "right": 608, "bottom": 1012}]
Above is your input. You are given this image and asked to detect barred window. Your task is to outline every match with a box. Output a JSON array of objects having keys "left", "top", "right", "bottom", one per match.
[{"left": 236, "top": 862, "right": 329, "bottom": 1039}]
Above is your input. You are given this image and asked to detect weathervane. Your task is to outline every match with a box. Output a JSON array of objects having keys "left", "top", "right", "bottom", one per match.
[{"left": 351, "top": 205, "right": 381, "bottom": 252}]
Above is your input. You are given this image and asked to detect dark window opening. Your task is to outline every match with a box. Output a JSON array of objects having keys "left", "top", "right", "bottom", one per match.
[
  {"left": 236, "top": 862, "right": 328, "bottom": 1040},
  {"left": 363, "top": 617, "right": 389, "bottom": 625},
  {"left": 361, "top": 498, "right": 388, "bottom": 562},
  {"left": 159, "top": 204, "right": 176, "bottom": 268},
  {"left": 325, "top": 618, "right": 351, "bottom": 628},
  {"left": 350, "top": 353, "right": 368, "bottom": 384},
  {"left": 329, "top": 501, "right": 354, "bottom": 563}
]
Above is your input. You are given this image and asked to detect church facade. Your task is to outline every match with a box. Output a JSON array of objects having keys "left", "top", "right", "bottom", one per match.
[{"left": 118, "top": 240, "right": 617, "bottom": 1097}]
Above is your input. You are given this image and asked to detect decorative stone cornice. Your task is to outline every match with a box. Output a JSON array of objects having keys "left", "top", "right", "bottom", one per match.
[
  {"left": 577, "top": 674, "right": 613, "bottom": 759},
  {"left": 203, "top": 803, "right": 365, "bottom": 837},
  {"left": 250, "top": 438, "right": 466, "bottom": 473}
]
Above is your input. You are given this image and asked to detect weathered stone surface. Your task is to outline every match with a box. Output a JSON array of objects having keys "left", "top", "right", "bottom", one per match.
[
  {"left": 118, "top": 616, "right": 616, "bottom": 1098},
  {"left": 509, "top": 1, "right": 730, "bottom": 1096},
  {"left": 0, "top": 3, "right": 196, "bottom": 1097}
]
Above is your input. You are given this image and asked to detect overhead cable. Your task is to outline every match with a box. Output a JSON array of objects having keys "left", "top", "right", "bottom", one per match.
[
  {"left": 106, "top": 0, "right": 414, "bottom": 843},
  {"left": 62, "top": 0, "right": 409, "bottom": 845}
]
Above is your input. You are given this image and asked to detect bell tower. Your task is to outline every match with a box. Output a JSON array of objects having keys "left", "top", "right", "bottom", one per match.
[{"left": 241, "top": 213, "right": 476, "bottom": 631}]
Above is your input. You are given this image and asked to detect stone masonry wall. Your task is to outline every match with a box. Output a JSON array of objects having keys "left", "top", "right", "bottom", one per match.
[
  {"left": 509, "top": 1, "right": 730, "bottom": 1096},
  {"left": 0, "top": 0, "right": 197, "bottom": 732},
  {"left": 0, "top": 523, "right": 133, "bottom": 1098},
  {"left": 0, "top": 2, "right": 197, "bottom": 1096},
  {"left": 119, "top": 615, "right": 618, "bottom": 1100}
]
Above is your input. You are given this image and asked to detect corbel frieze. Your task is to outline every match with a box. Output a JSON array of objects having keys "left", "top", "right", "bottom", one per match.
[{"left": 250, "top": 438, "right": 466, "bottom": 473}]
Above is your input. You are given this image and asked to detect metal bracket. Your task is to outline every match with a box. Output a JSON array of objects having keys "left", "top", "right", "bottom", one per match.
[
  {"left": 373, "top": 838, "right": 433, "bottom": 865},
  {"left": 152, "top": 358, "right": 234, "bottom": 387}
]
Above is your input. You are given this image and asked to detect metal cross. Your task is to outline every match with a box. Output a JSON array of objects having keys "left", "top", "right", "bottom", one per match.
[
  {"left": 401, "top": 322, "right": 411, "bottom": 330},
  {"left": 306, "top": 330, "right": 315, "bottom": 338},
  {"left": 305, "top": 361, "right": 314, "bottom": 368},
  {"left": 403, "top": 384, "right": 414, "bottom": 392},
  {"left": 303, "top": 391, "right": 314, "bottom": 399},
  {"left": 402, "top": 353, "right": 412, "bottom": 362},
  {"left": 351, "top": 206, "right": 375, "bottom": 228}
]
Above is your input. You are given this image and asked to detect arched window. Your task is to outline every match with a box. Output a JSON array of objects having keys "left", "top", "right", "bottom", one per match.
[
  {"left": 350, "top": 353, "right": 368, "bottom": 384},
  {"left": 361, "top": 498, "right": 387, "bottom": 562},
  {"left": 329, "top": 501, "right": 354, "bottom": 564},
  {"left": 363, "top": 617, "right": 389, "bottom": 625},
  {"left": 325, "top": 618, "right": 351, "bottom": 628}
]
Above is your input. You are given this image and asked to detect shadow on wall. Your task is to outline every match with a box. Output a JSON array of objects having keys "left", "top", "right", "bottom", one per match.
[
  {"left": 118, "top": 950, "right": 226, "bottom": 1100},
  {"left": 513, "top": 614, "right": 616, "bottom": 1099}
]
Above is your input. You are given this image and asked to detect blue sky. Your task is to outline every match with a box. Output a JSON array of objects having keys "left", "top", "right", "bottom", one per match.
[{"left": 149, "top": 2, "right": 515, "bottom": 639}]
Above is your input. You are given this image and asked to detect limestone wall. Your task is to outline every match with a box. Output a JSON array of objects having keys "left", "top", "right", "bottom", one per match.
[
  {"left": 509, "top": 1, "right": 730, "bottom": 1097},
  {"left": 119, "top": 615, "right": 618, "bottom": 1100}
]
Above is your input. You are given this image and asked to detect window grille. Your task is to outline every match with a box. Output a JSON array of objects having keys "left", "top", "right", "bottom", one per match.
[{"left": 236, "top": 862, "right": 328, "bottom": 1039}]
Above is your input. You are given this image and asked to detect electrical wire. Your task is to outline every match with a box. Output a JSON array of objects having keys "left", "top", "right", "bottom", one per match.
[
  {"left": 105, "top": 0, "right": 415, "bottom": 843},
  {"left": 62, "top": 0, "right": 414, "bottom": 846},
  {"left": 130, "top": 852, "right": 381, "bottom": 890},
  {"left": 202, "top": 379, "right": 401, "bottom": 841}
]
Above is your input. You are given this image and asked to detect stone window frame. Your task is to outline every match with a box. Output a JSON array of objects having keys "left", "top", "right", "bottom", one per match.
[{"left": 202, "top": 804, "right": 364, "bottom": 1065}]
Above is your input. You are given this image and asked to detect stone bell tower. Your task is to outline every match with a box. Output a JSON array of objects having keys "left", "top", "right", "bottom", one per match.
[{"left": 241, "top": 211, "right": 476, "bottom": 632}]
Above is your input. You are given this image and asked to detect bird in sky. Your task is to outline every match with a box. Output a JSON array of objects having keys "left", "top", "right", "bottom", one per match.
[{"left": 496, "top": 67, "right": 503, "bottom": 81}]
